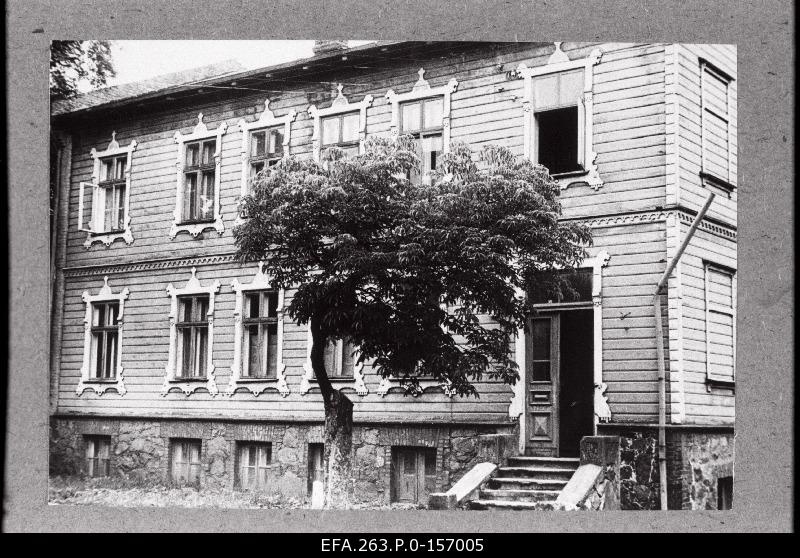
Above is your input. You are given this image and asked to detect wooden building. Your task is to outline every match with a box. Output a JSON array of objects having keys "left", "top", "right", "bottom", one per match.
[{"left": 49, "top": 41, "right": 736, "bottom": 510}]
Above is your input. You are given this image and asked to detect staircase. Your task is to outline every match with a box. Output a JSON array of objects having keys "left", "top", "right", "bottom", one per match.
[{"left": 467, "top": 456, "right": 579, "bottom": 510}]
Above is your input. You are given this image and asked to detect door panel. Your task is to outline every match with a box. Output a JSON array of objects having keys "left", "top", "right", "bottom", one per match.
[{"left": 525, "top": 315, "right": 560, "bottom": 456}]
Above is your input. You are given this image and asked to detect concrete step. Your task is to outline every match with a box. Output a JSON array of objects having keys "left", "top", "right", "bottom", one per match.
[
  {"left": 487, "top": 477, "right": 568, "bottom": 491},
  {"left": 496, "top": 466, "right": 576, "bottom": 480},
  {"left": 507, "top": 456, "right": 580, "bottom": 470},
  {"left": 479, "top": 488, "right": 562, "bottom": 502},
  {"left": 468, "top": 499, "right": 558, "bottom": 511}
]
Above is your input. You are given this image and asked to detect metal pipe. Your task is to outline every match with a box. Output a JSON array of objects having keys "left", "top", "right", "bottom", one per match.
[{"left": 654, "top": 192, "right": 715, "bottom": 510}]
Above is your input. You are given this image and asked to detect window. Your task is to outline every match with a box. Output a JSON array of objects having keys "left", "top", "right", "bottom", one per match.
[
  {"left": 165, "top": 267, "right": 221, "bottom": 396},
  {"left": 391, "top": 447, "right": 437, "bottom": 504},
  {"left": 528, "top": 317, "right": 552, "bottom": 382},
  {"left": 385, "top": 68, "right": 458, "bottom": 183},
  {"left": 704, "top": 263, "right": 736, "bottom": 385},
  {"left": 84, "top": 435, "right": 111, "bottom": 477},
  {"left": 79, "top": 132, "right": 137, "bottom": 247},
  {"left": 236, "top": 442, "right": 272, "bottom": 490},
  {"left": 170, "top": 439, "right": 202, "bottom": 486},
  {"left": 717, "top": 476, "right": 733, "bottom": 510},
  {"left": 181, "top": 139, "right": 217, "bottom": 223},
  {"left": 307, "top": 443, "right": 324, "bottom": 497},
  {"left": 517, "top": 43, "right": 603, "bottom": 189},
  {"left": 300, "top": 331, "right": 367, "bottom": 395},
  {"left": 78, "top": 277, "right": 130, "bottom": 396},
  {"left": 700, "top": 60, "right": 734, "bottom": 189},
  {"left": 307, "top": 84, "right": 373, "bottom": 163},
  {"left": 323, "top": 338, "right": 356, "bottom": 379},
  {"left": 400, "top": 97, "right": 444, "bottom": 183},
  {"left": 237, "top": 98, "right": 296, "bottom": 201},
  {"left": 170, "top": 113, "right": 227, "bottom": 239},
  {"left": 529, "top": 268, "right": 594, "bottom": 305},
  {"left": 176, "top": 295, "right": 210, "bottom": 379},
  {"left": 228, "top": 263, "right": 289, "bottom": 396}
]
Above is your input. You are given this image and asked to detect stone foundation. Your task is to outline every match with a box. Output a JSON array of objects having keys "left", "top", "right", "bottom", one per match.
[{"left": 50, "top": 417, "right": 515, "bottom": 505}]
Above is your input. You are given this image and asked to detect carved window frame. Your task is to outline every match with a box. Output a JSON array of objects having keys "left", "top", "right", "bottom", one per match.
[
  {"left": 164, "top": 267, "right": 221, "bottom": 396},
  {"left": 77, "top": 276, "right": 130, "bottom": 396},
  {"left": 307, "top": 84, "right": 373, "bottom": 162},
  {"left": 237, "top": 98, "right": 297, "bottom": 201},
  {"left": 79, "top": 132, "right": 137, "bottom": 248},
  {"left": 227, "top": 262, "right": 290, "bottom": 397},
  {"left": 300, "top": 327, "right": 368, "bottom": 396},
  {"left": 170, "top": 113, "right": 228, "bottom": 239},
  {"left": 517, "top": 42, "right": 603, "bottom": 190},
  {"left": 385, "top": 68, "right": 458, "bottom": 152}
]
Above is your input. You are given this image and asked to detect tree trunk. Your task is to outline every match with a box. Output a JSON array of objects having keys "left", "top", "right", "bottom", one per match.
[{"left": 310, "top": 314, "right": 355, "bottom": 509}]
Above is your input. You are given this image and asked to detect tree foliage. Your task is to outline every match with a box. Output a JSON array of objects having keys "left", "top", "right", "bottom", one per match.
[
  {"left": 50, "top": 40, "right": 115, "bottom": 98},
  {"left": 234, "top": 137, "right": 592, "bottom": 396}
]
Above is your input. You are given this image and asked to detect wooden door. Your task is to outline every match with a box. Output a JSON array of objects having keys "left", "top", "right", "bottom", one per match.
[
  {"left": 525, "top": 315, "right": 560, "bottom": 456},
  {"left": 392, "top": 447, "right": 436, "bottom": 504}
]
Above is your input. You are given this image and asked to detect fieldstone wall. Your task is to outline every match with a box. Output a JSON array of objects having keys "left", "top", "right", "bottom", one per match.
[
  {"left": 677, "top": 431, "right": 735, "bottom": 510},
  {"left": 618, "top": 431, "right": 660, "bottom": 510}
]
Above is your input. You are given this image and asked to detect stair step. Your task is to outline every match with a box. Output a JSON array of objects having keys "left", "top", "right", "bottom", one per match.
[
  {"left": 479, "top": 488, "right": 561, "bottom": 502},
  {"left": 496, "top": 466, "right": 576, "bottom": 479},
  {"left": 488, "top": 477, "right": 568, "bottom": 491},
  {"left": 468, "top": 499, "right": 558, "bottom": 511},
  {"left": 507, "top": 456, "right": 580, "bottom": 469}
]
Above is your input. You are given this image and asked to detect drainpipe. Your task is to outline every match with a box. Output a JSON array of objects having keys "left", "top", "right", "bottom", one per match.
[{"left": 653, "top": 192, "right": 715, "bottom": 510}]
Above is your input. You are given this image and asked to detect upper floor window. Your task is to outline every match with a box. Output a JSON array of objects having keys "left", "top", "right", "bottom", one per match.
[
  {"left": 704, "top": 263, "right": 736, "bottom": 386},
  {"left": 385, "top": 69, "right": 458, "bottom": 184},
  {"left": 248, "top": 127, "right": 284, "bottom": 179},
  {"left": 79, "top": 132, "right": 137, "bottom": 248},
  {"left": 517, "top": 42, "right": 603, "bottom": 190},
  {"left": 700, "top": 60, "right": 735, "bottom": 190},
  {"left": 323, "top": 338, "right": 356, "bottom": 379},
  {"left": 77, "top": 276, "right": 130, "bottom": 396},
  {"left": 171, "top": 113, "right": 227, "bottom": 239},
  {"left": 308, "top": 84, "right": 373, "bottom": 163},
  {"left": 176, "top": 294, "right": 210, "bottom": 379}
]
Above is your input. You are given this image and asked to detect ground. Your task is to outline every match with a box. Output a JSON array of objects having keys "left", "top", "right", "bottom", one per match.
[{"left": 48, "top": 476, "right": 427, "bottom": 510}]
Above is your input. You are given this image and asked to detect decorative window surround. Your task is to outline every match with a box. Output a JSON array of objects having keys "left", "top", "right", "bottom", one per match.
[
  {"left": 170, "top": 113, "right": 228, "bottom": 239},
  {"left": 385, "top": 69, "right": 458, "bottom": 147},
  {"left": 377, "top": 375, "right": 457, "bottom": 398},
  {"left": 164, "top": 267, "right": 221, "bottom": 396},
  {"left": 516, "top": 42, "right": 603, "bottom": 190},
  {"left": 228, "top": 262, "right": 290, "bottom": 397},
  {"left": 508, "top": 250, "right": 610, "bottom": 452},
  {"left": 77, "top": 276, "right": 129, "bottom": 396},
  {"left": 237, "top": 99, "right": 297, "bottom": 199},
  {"left": 300, "top": 328, "right": 368, "bottom": 396},
  {"left": 79, "top": 132, "right": 137, "bottom": 248},
  {"left": 307, "top": 84, "right": 374, "bottom": 162}
]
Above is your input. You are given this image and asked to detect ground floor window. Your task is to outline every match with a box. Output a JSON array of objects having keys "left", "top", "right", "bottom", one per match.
[
  {"left": 717, "top": 476, "right": 733, "bottom": 510},
  {"left": 390, "top": 446, "right": 436, "bottom": 504},
  {"left": 84, "top": 435, "right": 111, "bottom": 477},
  {"left": 170, "top": 439, "right": 202, "bottom": 486},
  {"left": 307, "top": 443, "right": 324, "bottom": 497},
  {"left": 236, "top": 442, "right": 272, "bottom": 490}
]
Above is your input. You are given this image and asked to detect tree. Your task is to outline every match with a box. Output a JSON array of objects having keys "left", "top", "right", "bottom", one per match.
[
  {"left": 50, "top": 40, "right": 115, "bottom": 98},
  {"left": 233, "top": 137, "right": 592, "bottom": 508}
]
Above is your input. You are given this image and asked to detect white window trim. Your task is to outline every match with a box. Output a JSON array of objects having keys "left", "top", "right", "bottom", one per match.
[
  {"left": 80, "top": 132, "right": 137, "bottom": 248},
  {"left": 699, "top": 59, "right": 735, "bottom": 189},
  {"left": 77, "top": 276, "right": 130, "bottom": 396},
  {"left": 227, "top": 262, "right": 290, "bottom": 397},
  {"left": 704, "top": 261, "right": 736, "bottom": 386},
  {"left": 170, "top": 113, "right": 228, "bottom": 239},
  {"left": 300, "top": 326, "right": 368, "bottom": 396},
  {"left": 164, "top": 267, "right": 221, "bottom": 396},
  {"left": 307, "top": 84, "right": 374, "bottom": 162},
  {"left": 516, "top": 42, "right": 603, "bottom": 190},
  {"left": 385, "top": 68, "right": 458, "bottom": 148},
  {"left": 237, "top": 98, "right": 297, "bottom": 199}
]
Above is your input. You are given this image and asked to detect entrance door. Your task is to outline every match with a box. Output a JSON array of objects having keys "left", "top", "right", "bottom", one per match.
[{"left": 525, "top": 315, "right": 560, "bottom": 456}]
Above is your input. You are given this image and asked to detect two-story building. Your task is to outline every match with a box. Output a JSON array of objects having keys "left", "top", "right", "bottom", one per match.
[{"left": 49, "top": 41, "right": 736, "bottom": 510}]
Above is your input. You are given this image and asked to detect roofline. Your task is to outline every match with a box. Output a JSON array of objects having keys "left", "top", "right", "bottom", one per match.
[{"left": 52, "top": 40, "right": 409, "bottom": 119}]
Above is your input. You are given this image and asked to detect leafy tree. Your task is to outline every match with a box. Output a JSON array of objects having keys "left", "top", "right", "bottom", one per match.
[
  {"left": 50, "top": 40, "right": 115, "bottom": 98},
  {"left": 234, "top": 137, "right": 591, "bottom": 507}
]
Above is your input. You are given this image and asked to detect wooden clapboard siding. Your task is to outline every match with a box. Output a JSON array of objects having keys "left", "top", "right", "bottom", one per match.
[{"left": 674, "top": 44, "right": 737, "bottom": 226}]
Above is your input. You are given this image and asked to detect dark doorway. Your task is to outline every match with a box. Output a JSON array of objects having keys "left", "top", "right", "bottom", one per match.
[{"left": 558, "top": 309, "right": 594, "bottom": 457}]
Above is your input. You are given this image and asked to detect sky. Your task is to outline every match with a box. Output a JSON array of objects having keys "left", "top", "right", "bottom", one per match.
[{"left": 102, "top": 40, "right": 376, "bottom": 88}]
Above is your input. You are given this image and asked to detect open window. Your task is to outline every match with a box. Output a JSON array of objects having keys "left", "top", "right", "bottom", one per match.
[
  {"left": 228, "top": 262, "right": 289, "bottom": 396},
  {"left": 79, "top": 132, "right": 137, "bottom": 248},
  {"left": 164, "top": 267, "right": 221, "bottom": 396},
  {"left": 77, "top": 276, "right": 130, "bottom": 396},
  {"left": 170, "top": 113, "right": 227, "bottom": 238},
  {"left": 517, "top": 42, "right": 603, "bottom": 189}
]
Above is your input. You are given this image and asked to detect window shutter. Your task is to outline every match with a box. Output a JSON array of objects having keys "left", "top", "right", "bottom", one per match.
[{"left": 78, "top": 181, "right": 97, "bottom": 232}]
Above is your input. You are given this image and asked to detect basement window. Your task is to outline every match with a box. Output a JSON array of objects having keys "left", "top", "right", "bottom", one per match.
[
  {"left": 170, "top": 439, "right": 202, "bottom": 486},
  {"left": 236, "top": 442, "right": 272, "bottom": 490},
  {"left": 391, "top": 446, "right": 437, "bottom": 504},
  {"left": 717, "top": 476, "right": 733, "bottom": 510},
  {"left": 84, "top": 435, "right": 111, "bottom": 477},
  {"left": 307, "top": 443, "right": 324, "bottom": 497}
]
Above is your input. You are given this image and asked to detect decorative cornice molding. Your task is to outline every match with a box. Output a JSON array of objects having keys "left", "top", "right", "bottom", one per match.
[{"left": 64, "top": 253, "right": 239, "bottom": 278}]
